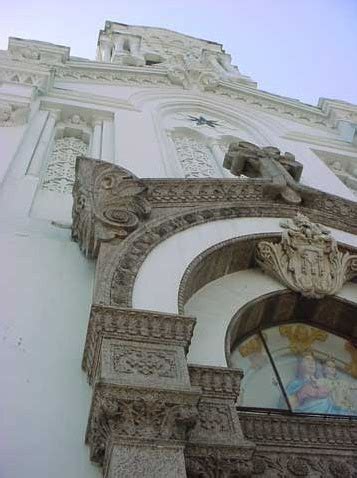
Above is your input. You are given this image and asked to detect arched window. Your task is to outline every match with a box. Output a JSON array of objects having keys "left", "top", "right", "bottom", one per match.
[{"left": 231, "top": 323, "right": 357, "bottom": 416}]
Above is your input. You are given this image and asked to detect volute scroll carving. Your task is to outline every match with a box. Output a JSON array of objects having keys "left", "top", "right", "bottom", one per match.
[
  {"left": 72, "top": 156, "right": 151, "bottom": 257},
  {"left": 256, "top": 213, "right": 357, "bottom": 298}
]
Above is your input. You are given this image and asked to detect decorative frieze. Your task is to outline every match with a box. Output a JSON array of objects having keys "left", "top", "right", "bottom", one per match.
[
  {"left": 185, "top": 445, "right": 254, "bottom": 478},
  {"left": 0, "top": 65, "right": 53, "bottom": 92},
  {"left": 250, "top": 452, "right": 357, "bottom": 477},
  {"left": 256, "top": 214, "right": 357, "bottom": 298}
]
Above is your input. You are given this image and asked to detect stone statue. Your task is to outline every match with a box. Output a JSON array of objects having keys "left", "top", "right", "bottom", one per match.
[{"left": 223, "top": 141, "right": 303, "bottom": 204}]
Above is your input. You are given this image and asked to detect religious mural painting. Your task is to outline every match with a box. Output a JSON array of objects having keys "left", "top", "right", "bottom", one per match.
[{"left": 234, "top": 324, "right": 357, "bottom": 415}]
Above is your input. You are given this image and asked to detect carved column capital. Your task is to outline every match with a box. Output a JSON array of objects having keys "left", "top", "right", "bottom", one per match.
[
  {"left": 86, "top": 382, "right": 199, "bottom": 468},
  {"left": 72, "top": 156, "right": 151, "bottom": 258}
]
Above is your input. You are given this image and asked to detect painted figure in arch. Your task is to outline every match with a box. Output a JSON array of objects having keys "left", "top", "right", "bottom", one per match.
[
  {"left": 318, "top": 358, "right": 356, "bottom": 415},
  {"left": 285, "top": 352, "right": 334, "bottom": 414}
]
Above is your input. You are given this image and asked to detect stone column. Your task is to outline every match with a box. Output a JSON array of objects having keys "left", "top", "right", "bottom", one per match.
[{"left": 82, "top": 305, "right": 200, "bottom": 478}]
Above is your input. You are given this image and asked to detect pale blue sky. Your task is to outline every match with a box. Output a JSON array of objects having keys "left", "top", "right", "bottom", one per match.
[{"left": 0, "top": 0, "right": 356, "bottom": 106}]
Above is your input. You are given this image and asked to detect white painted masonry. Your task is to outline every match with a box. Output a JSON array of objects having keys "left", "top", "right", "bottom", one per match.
[{"left": 0, "top": 21, "right": 356, "bottom": 478}]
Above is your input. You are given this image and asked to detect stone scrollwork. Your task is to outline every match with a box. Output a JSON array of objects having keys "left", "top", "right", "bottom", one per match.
[
  {"left": 256, "top": 213, "right": 357, "bottom": 298},
  {"left": 72, "top": 156, "right": 151, "bottom": 257},
  {"left": 224, "top": 141, "right": 304, "bottom": 204}
]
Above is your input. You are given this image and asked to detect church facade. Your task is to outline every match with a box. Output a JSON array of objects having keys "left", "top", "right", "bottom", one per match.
[{"left": 1, "top": 21, "right": 357, "bottom": 478}]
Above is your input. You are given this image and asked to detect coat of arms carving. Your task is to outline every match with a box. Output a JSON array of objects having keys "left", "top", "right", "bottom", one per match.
[{"left": 256, "top": 214, "right": 357, "bottom": 298}]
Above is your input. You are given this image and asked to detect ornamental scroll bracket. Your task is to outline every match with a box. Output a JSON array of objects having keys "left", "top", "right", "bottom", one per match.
[
  {"left": 224, "top": 141, "right": 304, "bottom": 204},
  {"left": 256, "top": 213, "right": 357, "bottom": 299},
  {"left": 72, "top": 156, "right": 151, "bottom": 258}
]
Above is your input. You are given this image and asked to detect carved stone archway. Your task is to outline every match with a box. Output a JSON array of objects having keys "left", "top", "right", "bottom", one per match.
[{"left": 72, "top": 156, "right": 357, "bottom": 477}]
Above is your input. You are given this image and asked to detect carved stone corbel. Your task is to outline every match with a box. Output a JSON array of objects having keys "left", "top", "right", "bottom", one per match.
[
  {"left": 224, "top": 140, "right": 304, "bottom": 204},
  {"left": 256, "top": 213, "right": 357, "bottom": 298},
  {"left": 72, "top": 157, "right": 151, "bottom": 258}
]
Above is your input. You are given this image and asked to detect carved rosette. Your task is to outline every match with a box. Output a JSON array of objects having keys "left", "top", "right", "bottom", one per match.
[
  {"left": 256, "top": 214, "right": 357, "bottom": 298},
  {"left": 72, "top": 157, "right": 151, "bottom": 258}
]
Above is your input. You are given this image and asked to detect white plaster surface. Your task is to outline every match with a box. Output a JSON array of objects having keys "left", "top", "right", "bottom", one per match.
[
  {"left": 0, "top": 125, "right": 26, "bottom": 184},
  {"left": 132, "top": 217, "right": 357, "bottom": 313},
  {"left": 0, "top": 231, "right": 99, "bottom": 478}
]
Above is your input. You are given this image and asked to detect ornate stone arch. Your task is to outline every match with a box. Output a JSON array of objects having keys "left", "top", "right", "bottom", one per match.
[
  {"left": 73, "top": 157, "right": 357, "bottom": 310},
  {"left": 94, "top": 199, "right": 357, "bottom": 308}
]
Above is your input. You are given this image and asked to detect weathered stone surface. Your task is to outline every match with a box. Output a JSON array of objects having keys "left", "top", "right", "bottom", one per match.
[
  {"left": 224, "top": 140, "right": 303, "bottom": 204},
  {"left": 98, "top": 339, "right": 191, "bottom": 389},
  {"left": 72, "top": 156, "right": 151, "bottom": 257},
  {"left": 82, "top": 305, "right": 196, "bottom": 385},
  {"left": 107, "top": 442, "right": 187, "bottom": 478},
  {"left": 256, "top": 214, "right": 357, "bottom": 298},
  {"left": 185, "top": 366, "right": 254, "bottom": 476},
  {"left": 86, "top": 382, "right": 199, "bottom": 466}
]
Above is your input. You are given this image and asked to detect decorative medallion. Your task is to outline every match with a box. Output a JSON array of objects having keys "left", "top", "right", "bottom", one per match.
[{"left": 256, "top": 214, "right": 357, "bottom": 298}]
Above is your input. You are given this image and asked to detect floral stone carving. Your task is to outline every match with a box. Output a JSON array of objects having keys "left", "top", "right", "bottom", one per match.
[
  {"left": 86, "top": 383, "right": 199, "bottom": 465},
  {"left": 72, "top": 157, "right": 151, "bottom": 257},
  {"left": 224, "top": 141, "right": 304, "bottom": 204},
  {"left": 256, "top": 214, "right": 357, "bottom": 298}
]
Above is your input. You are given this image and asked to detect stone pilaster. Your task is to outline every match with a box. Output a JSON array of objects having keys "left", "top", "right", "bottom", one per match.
[
  {"left": 185, "top": 365, "right": 255, "bottom": 478},
  {"left": 83, "top": 305, "right": 200, "bottom": 477}
]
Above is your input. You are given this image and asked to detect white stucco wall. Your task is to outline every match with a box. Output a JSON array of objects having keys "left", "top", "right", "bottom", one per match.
[{"left": 0, "top": 228, "right": 99, "bottom": 478}]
